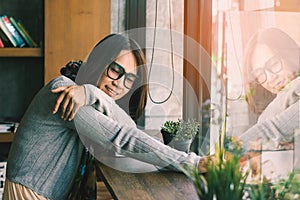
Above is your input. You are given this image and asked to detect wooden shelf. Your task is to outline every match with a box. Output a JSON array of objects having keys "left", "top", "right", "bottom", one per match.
[
  {"left": 0, "top": 132, "right": 14, "bottom": 143},
  {"left": 0, "top": 48, "right": 43, "bottom": 57}
]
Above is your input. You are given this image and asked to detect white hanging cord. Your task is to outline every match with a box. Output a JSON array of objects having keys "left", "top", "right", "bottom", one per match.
[{"left": 148, "top": 0, "right": 175, "bottom": 104}]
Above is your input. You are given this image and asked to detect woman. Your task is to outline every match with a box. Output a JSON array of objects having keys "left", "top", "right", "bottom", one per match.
[
  {"left": 243, "top": 27, "right": 300, "bottom": 119},
  {"left": 235, "top": 28, "right": 300, "bottom": 180},
  {"left": 241, "top": 27, "right": 300, "bottom": 150},
  {"left": 4, "top": 34, "right": 206, "bottom": 200}
]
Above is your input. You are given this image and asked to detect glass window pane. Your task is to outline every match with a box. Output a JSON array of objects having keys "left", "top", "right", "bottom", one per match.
[
  {"left": 213, "top": 0, "right": 300, "bottom": 182},
  {"left": 145, "top": 0, "right": 184, "bottom": 130}
]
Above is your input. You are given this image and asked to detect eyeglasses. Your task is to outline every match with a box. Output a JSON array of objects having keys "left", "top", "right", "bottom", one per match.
[
  {"left": 106, "top": 61, "right": 138, "bottom": 89},
  {"left": 250, "top": 55, "right": 283, "bottom": 84}
]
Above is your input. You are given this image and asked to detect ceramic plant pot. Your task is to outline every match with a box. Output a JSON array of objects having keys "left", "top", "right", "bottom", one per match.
[
  {"left": 169, "top": 139, "right": 193, "bottom": 153},
  {"left": 161, "top": 129, "right": 174, "bottom": 145}
]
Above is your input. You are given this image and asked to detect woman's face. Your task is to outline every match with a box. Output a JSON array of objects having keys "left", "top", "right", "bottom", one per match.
[
  {"left": 98, "top": 50, "right": 137, "bottom": 100},
  {"left": 250, "top": 44, "right": 295, "bottom": 94}
]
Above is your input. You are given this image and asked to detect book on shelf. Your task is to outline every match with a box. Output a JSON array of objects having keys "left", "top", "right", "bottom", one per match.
[
  {"left": 0, "top": 26, "right": 14, "bottom": 47},
  {"left": 9, "top": 17, "right": 38, "bottom": 48},
  {"left": 0, "top": 38, "right": 4, "bottom": 48},
  {"left": 0, "top": 17, "right": 18, "bottom": 47},
  {"left": 0, "top": 122, "right": 19, "bottom": 133},
  {"left": 1, "top": 15, "right": 26, "bottom": 47},
  {"left": 0, "top": 117, "right": 20, "bottom": 133},
  {"left": 0, "top": 122, "right": 15, "bottom": 133},
  {"left": 16, "top": 20, "right": 38, "bottom": 47}
]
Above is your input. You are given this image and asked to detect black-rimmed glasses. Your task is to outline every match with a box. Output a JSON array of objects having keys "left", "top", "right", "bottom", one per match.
[
  {"left": 106, "top": 61, "right": 138, "bottom": 89},
  {"left": 250, "top": 54, "right": 283, "bottom": 84}
]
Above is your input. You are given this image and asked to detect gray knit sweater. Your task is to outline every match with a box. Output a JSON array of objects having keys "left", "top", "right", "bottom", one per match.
[
  {"left": 241, "top": 76, "right": 300, "bottom": 150},
  {"left": 6, "top": 76, "right": 135, "bottom": 199},
  {"left": 7, "top": 76, "right": 201, "bottom": 199}
]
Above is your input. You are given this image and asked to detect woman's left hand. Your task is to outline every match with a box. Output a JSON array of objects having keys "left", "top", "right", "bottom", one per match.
[{"left": 51, "top": 85, "right": 86, "bottom": 121}]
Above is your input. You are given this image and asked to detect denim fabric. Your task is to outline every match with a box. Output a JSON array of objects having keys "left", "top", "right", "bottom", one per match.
[{"left": 6, "top": 76, "right": 201, "bottom": 199}]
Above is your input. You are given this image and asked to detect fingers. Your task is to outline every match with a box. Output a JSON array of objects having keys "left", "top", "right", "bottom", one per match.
[
  {"left": 198, "top": 157, "right": 208, "bottom": 173},
  {"left": 52, "top": 87, "right": 73, "bottom": 119},
  {"left": 67, "top": 104, "right": 80, "bottom": 121},
  {"left": 52, "top": 86, "right": 72, "bottom": 114},
  {"left": 60, "top": 91, "right": 73, "bottom": 120},
  {"left": 64, "top": 101, "right": 74, "bottom": 121},
  {"left": 51, "top": 86, "right": 68, "bottom": 93},
  {"left": 67, "top": 112, "right": 76, "bottom": 121},
  {"left": 62, "top": 100, "right": 82, "bottom": 121},
  {"left": 63, "top": 101, "right": 82, "bottom": 121},
  {"left": 53, "top": 91, "right": 68, "bottom": 114},
  {"left": 52, "top": 85, "right": 85, "bottom": 121}
]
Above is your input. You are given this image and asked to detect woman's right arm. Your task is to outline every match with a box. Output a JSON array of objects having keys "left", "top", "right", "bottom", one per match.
[
  {"left": 240, "top": 99, "right": 299, "bottom": 151},
  {"left": 50, "top": 76, "right": 204, "bottom": 173},
  {"left": 52, "top": 83, "right": 135, "bottom": 127},
  {"left": 241, "top": 77, "right": 300, "bottom": 150},
  {"left": 73, "top": 105, "right": 201, "bottom": 173}
]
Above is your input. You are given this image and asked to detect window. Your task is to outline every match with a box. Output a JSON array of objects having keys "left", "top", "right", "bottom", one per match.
[
  {"left": 111, "top": 0, "right": 214, "bottom": 155},
  {"left": 111, "top": 0, "right": 185, "bottom": 130},
  {"left": 213, "top": 0, "right": 300, "bottom": 181},
  {"left": 144, "top": 0, "right": 184, "bottom": 129}
]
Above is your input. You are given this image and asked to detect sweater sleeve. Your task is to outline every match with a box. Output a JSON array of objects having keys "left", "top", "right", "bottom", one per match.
[
  {"left": 240, "top": 100, "right": 299, "bottom": 151},
  {"left": 49, "top": 76, "right": 135, "bottom": 128},
  {"left": 83, "top": 84, "right": 136, "bottom": 128},
  {"left": 74, "top": 106, "right": 201, "bottom": 172},
  {"left": 240, "top": 77, "right": 300, "bottom": 151},
  {"left": 258, "top": 77, "right": 300, "bottom": 122}
]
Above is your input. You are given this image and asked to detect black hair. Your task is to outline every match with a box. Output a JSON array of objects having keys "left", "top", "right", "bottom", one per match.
[
  {"left": 60, "top": 60, "right": 83, "bottom": 81},
  {"left": 61, "top": 34, "right": 148, "bottom": 122}
]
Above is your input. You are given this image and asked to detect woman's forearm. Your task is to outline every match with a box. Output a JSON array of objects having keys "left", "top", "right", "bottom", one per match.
[
  {"left": 74, "top": 106, "right": 200, "bottom": 173},
  {"left": 240, "top": 100, "right": 299, "bottom": 150}
]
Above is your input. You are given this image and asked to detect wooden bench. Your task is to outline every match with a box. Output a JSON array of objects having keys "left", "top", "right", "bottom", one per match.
[{"left": 95, "top": 155, "right": 198, "bottom": 200}]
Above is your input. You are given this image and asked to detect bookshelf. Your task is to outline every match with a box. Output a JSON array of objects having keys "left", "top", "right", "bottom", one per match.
[
  {"left": 0, "top": 132, "right": 14, "bottom": 143},
  {"left": 0, "top": 0, "right": 44, "bottom": 121},
  {"left": 0, "top": 0, "right": 110, "bottom": 159},
  {"left": 0, "top": 0, "right": 110, "bottom": 122},
  {"left": 0, "top": 48, "right": 42, "bottom": 57}
]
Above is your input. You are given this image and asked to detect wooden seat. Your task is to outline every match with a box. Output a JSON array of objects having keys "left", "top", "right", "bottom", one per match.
[{"left": 96, "top": 181, "right": 113, "bottom": 200}]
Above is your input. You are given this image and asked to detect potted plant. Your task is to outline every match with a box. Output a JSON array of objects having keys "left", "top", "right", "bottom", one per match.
[
  {"left": 189, "top": 135, "right": 249, "bottom": 200},
  {"left": 161, "top": 120, "right": 180, "bottom": 145},
  {"left": 161, "top": 119, "right": 200, "bottom": 153},
  {"left": 189, "top": 132, "right": 300, "bottom": 200}
]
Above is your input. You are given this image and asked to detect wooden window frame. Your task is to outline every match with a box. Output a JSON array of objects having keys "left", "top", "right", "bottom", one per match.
[{"left": 183, "top": 0, "right": 212, "bottom": 119}]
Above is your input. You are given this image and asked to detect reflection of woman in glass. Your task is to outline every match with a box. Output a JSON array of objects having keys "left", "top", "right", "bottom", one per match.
[
  {"left": 241, "top": 27, "right": 300, "bottom": 150},
  {"left": 240, "top": 28, "right": 300, "bottom": 180},
  {"left": 243, "top": 27, "right": 300, "bottom": 118}
]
